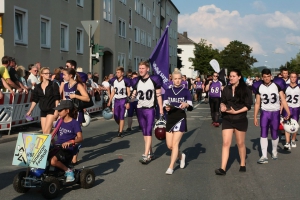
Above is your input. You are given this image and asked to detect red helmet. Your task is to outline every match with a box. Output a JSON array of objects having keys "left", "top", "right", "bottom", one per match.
[{"left": 154, "top": 117, "right": 166, "bottom": 140}]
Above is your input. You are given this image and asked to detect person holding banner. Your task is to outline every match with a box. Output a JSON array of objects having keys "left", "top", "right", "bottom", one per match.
[
  {"left": 51, "top": 100, "right": 83, "bottom": 182},
  {"left": 205, "top": 72, "right": 224, "bottom": 127},
  {"left": 131, "top": 61, "right": 163, "bottom": 164},
  {"left": 164, "top": 69, "right": 193, "bottom": 174},
  {"left": 27, "top": 67, "right": 60, "bottom": 134}
]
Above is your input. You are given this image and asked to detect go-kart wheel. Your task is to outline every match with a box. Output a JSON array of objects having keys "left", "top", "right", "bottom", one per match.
[
  {"left": 80, "top": 169, "right": 95, "bottom": 189},
  {"left": 13, "top": 171, "right": 30, "bottom": 193},
  {"left": 41, "top": 176, "right": 60, "bottom": 199}
]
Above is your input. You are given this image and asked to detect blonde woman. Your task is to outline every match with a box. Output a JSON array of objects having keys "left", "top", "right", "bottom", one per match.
[
  {"left": 26, "top": 67, "right": 60, "bottom": 133},
  {"left": 163, "top": 69, "right": 193, "bottom": 174}
]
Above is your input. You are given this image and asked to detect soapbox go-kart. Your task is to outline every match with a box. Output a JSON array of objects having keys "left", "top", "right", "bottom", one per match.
[{"left": 12, "top": 132, "right": 95, "bottom": 199}]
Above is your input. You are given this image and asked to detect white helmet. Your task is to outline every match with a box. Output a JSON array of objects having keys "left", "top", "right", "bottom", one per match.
[
  {"left": 103, "top": 107, "right": 113, "bottom": 120},
  {"left": 82, "top": 111, "right": 91, "bottom": 127},
  {"left": 283, "top": 118, "right": 299, "bottom": 134}
]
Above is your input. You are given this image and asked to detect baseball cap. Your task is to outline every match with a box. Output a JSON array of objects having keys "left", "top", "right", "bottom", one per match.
[{"left": 54, "top": 100, "right": 74, "bottom": 110}]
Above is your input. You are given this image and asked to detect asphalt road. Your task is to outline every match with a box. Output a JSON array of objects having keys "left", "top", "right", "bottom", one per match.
[{"left": 1, "top": 102, "right": 300, "bottom": 200}]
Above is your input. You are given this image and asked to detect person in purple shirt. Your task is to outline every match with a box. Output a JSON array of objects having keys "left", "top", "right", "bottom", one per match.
[
  {"left": 107, "top": 67, "right": 131, "bottom": 137},
  {"left": 194, "top": 76, "right": 203, "bottom": 103},
  {"left": 50, "top": 100, "right": 83, "bottom": 182},
  {"left": 181, "top": 75, "right": 188, "bottom": 89},
  {"left": 205, "top": 72, "right": 224, "bottom": 127},
  {"left": 163, "top": 69, "right": 193, "bottom": 174},
  {"left": 59, "top": 60, "right": 88, "bottom": 95}
]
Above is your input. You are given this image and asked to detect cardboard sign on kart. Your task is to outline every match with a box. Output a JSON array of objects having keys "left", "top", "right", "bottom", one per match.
[{"left": 12, "top": 133, "right": 51, "bottom": 169}]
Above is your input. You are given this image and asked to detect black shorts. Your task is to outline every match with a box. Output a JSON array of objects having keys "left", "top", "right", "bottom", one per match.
[
  {"left": 51, "top": 147, "right": 74, "bottom": 164},
  {"left": 40, "top": 109, "right": 55, "bottom": 117},
  {"left": 222, "top": 118, "right": 248, "bottom": 132}
]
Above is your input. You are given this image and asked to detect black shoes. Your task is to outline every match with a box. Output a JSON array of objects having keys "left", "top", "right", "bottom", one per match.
[
  {"left": 239, "top": 166, "right": 246, "bottom": 172},
  {"left": 117, "top": 132, "right": 123, "bottom": 138},
  {"left": 215, "top": 168, "right": 226, "bottom": 175}
]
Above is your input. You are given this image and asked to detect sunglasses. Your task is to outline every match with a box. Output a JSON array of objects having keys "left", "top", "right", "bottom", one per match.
[{"left": 213, "top": 75, "right": 218, "bottom": 77}]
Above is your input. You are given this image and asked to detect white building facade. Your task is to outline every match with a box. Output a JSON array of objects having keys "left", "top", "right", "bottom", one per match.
[{"left": 178, "top": 32, "right": 198, "bottom": 78}]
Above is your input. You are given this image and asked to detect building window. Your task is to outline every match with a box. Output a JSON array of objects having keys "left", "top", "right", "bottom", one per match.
[
  {"left": 134, "top": 27, "right": 140, "bottom": 43},
  {"left": 119, "top": 0, "right": 126, "bottom": 5},
  {"left": 129, "top": 9, "right": 132, "bottom": 28},
  {"left": 135, "top": 0, "right": 140, "bottom": 14},
  {"left": 40, "top": 16, "right": 51, "bottom": 48},
  {"left": 140, "top": 30, "right": 145, "bottom": 45},
  {"left": 118, "top": 18, "right": 126, "bottom": 38},
  {"left": 134, "top": 57, "right": 140, "bottom": 71},
  {"left": 156, "top": 16, "right": 159, "bottom": 28},
  {"left": 104, "top": 0, "right": 112, "bottom": 22},
  {"left": 118, "top": 53, "right": 126, "bottom": 68},
  {"left": 129, "top": 39, "right": 132, "bottom": 59},
  {"left": 76, "top": 28, "right": 84, "bottom": 54},
  {"left": 147, "top": 34, "right": 151, "bottom": 47},
  {"left": 60, "top": 23, "right": 69, "bottom": 51},
  {"left": 77, "top": 0, "right": 84, "bottom": 7},
  {"left": 14, "top": 7, "right": 28, "bottom": 45},
  {"left": 147, "top": 8, "right": 151, "bottom": 22}
]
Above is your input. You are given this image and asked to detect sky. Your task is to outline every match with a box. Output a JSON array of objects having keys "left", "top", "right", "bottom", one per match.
[{"left": 172, "top": 0, "right": 300, "bottom": 69}]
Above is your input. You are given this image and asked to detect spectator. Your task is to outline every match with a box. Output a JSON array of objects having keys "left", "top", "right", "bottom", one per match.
[
  {"left": 102, "top": 76, "right": 110, "bottom": 108},
  {"left": 27, "top": 66, "right": 40, "bottom": 90},
  {"left": 16, "top": 65, "right": 28, "bottom": 89},
  {"left": 24, "top": 70, "right": 30, "bottom": 81},
  {"left": 93, "top": 72, "right": 99, "bottom": 84},
  {"left": 51, "top": 68, "right": 61, "bottom": 84},
  {"left": 86, "top": 72, "right": 94, "bottom": 95},
  {"left": 0, "top": 56, "right": 25, "bottom": 93}
]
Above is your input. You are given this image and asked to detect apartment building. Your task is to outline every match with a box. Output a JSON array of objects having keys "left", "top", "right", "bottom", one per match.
[
  {"left": 1, "top": 0, "right": 91, "bottom": 70},
  {"left": 93, "top": 0, "right": 179, "bottom": 78}
]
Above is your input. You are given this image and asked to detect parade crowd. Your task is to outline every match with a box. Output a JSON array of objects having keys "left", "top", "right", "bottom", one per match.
[{"left": 2, "top": 56, "right": 299, "bottom": 180}]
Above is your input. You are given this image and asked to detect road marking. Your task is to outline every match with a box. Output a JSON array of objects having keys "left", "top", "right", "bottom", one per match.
[{"left": 194, "top": 104, "right": 200, "bottom": 108}]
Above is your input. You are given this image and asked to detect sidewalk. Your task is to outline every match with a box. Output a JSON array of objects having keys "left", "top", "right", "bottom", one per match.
[{"left": 0, "top": 111, "right": 103, "bottom": 144}]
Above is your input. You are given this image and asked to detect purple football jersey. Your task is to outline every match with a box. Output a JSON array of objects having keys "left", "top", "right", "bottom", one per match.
[
  {"left": 195, "top": 81, "right": 202, "bottom": 90},
  {"left": 209, "top": 81, "right": 222, "bottom": 98}
]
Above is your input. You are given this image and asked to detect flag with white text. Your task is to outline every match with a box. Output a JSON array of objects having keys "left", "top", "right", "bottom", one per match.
[{"left": 149, "top": 20, "right": 172, "bottom": 90}]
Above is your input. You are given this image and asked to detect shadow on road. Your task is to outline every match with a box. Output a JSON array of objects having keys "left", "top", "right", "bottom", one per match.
[
  {"left": 226, "top": 145, "right": 251, "bottom": 171},
  {"left": 81, "top": 140, "right": 130, "bottom": 162}
]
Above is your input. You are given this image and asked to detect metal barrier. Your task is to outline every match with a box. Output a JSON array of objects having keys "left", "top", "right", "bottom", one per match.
[{"left": 0, "top": 90, "right": 103, "bottom": 134}]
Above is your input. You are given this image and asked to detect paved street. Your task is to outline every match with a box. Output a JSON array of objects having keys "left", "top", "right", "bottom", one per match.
[{"left": 1, "top": 103, "right": 300, "bottom": 200}]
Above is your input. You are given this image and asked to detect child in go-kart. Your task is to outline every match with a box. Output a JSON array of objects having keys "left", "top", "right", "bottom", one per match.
[{"left": 50, "top": 100, "right": 83, "bottom": 182}]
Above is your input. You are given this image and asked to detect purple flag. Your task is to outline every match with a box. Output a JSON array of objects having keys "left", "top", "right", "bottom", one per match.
[{"left": 149, "top": 20, "right": 172, "bottom": 90}]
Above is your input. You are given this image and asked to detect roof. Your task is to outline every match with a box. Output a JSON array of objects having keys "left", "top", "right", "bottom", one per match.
[
  {"left": 169, "top": 0, "right": 180, "bottom": 14},
  {"left": 177, "top": 32, "right": 196, "bottom": 45}
]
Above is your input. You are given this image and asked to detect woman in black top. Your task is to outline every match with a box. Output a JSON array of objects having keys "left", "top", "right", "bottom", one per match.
[
  {"left": 26, "top": 67, "right": 60, "bottom": 134},
  {"left": 215, "top": 69, "right": 252, "bottom": 175}
]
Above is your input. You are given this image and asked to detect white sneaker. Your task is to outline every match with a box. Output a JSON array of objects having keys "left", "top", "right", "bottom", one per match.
[
  {"left": 284, "top": 143, "right": 291, "bottom": 151},
  {"left": 165, "top": 168, "right": 174, "bottom": 175},
  {"left": 257, "top": 156, "right": 268, "bottom": 164},
  {"left": 272, "top": 152, "right": 278, "bottom": 160},
  {"left": 291, "top": 140, "right": 297, "bottom": 148},
  {"left": 180, "top": 153, "right": 186, "bottom": 169}
]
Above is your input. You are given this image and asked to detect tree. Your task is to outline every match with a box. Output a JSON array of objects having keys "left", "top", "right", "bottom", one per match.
[
  {"left": 280, "top": 52, "right": 300, "bottom": 74},
  {"left": 220, "top": 40, "right": 257, "bottom": 76},
  {"left": 189, "top": 39, "right": 221, "bottom": 75}
]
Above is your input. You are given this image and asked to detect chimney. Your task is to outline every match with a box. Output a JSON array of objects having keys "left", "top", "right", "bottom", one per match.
[{"left": 183, "top": 31, "right": 187, "bottom": 38}]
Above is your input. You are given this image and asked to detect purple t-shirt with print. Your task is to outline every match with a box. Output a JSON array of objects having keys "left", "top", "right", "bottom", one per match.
[
  {"left": 55, "top": 119, "right": 82, "bottom": 145},
  {"left": 209, "top": 80, "right": 222, "bottom": 98}
]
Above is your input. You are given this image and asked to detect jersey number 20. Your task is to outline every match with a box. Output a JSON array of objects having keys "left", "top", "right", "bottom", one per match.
[{"left": 138, "top": 90, "right": 153, "bottom": 100}]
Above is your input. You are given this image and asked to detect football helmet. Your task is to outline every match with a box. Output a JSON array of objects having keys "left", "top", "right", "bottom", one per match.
[
  {"left": 82, "top": 111, "right": 91, "bottom": 127},
  {"left": 102, "top": 107, "right": 113, "bottom": 120},
  {"left": 283, "top": 118, "right": 299, "bottom": 134},
  {"left": 154, "top": 116, "right": 167, "bottom": 140}
]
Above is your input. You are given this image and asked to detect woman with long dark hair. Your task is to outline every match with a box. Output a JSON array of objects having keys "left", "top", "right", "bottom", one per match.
[
  {"left": 62, "top": 68, "right": 89, "bottom": 124},
  {"left": 215, "top": 69, "right": 253, "bottom": 175}
]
